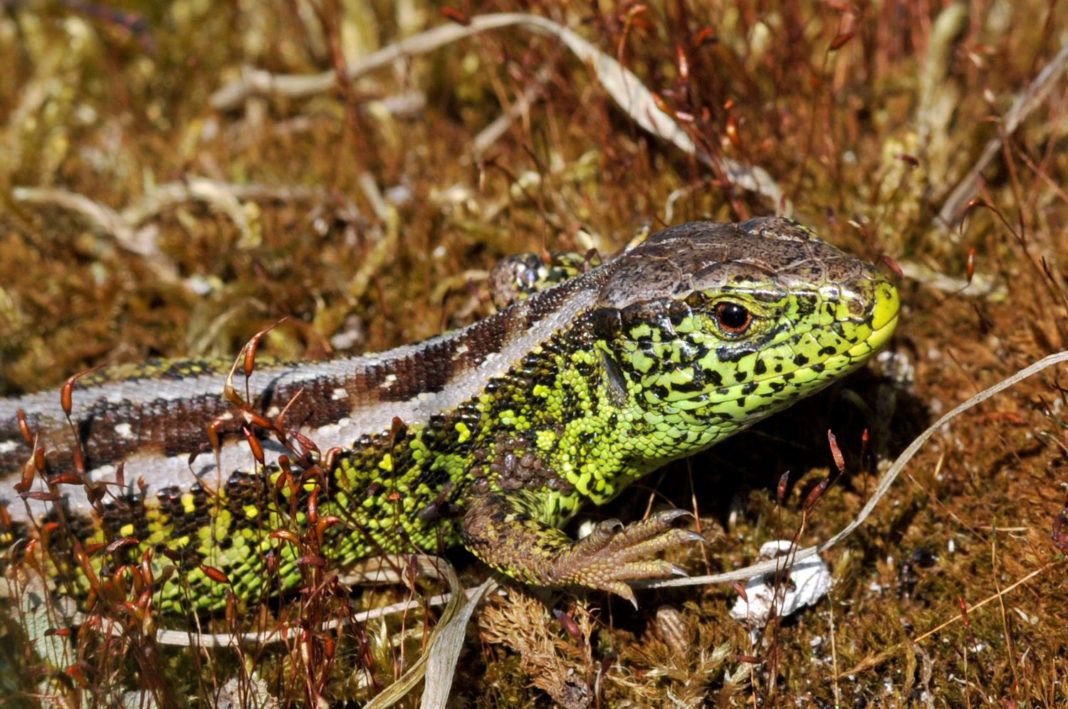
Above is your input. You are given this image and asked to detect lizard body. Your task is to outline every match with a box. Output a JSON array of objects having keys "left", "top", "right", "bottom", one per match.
[{"left": 0, "top": 217, "right": 899, "bottom": 613}]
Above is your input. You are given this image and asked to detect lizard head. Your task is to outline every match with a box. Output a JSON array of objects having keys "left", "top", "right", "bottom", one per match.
[{"left": 591, "top": 217, "right": 899, "bottom": 456}]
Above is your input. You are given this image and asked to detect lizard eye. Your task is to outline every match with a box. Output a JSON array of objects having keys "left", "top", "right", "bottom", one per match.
[{"left": 713, "top": 302, "right": 752, "bottom": 336}]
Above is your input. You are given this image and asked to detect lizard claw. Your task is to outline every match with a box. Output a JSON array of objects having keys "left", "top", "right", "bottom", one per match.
[
  {"left": 547, "top": 508, "right": 704, "bottom": 606},
  {"left": 654, "top": 508, "right": 694, "bottom": 525}
]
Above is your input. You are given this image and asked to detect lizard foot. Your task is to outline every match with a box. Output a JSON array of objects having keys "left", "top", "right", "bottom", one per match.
[{"left": 548, "top": 509, "right": 704, "bottom": 607}]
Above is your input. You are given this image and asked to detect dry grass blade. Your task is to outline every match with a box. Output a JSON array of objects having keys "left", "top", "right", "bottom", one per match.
[
  {"left": 645, "top": 350, "right": 1068, "bottom": 589},
  {"left": 11, "top": 186, "right": 180, "bottom": 285},
  {"left": 210, "top": 13, "right": 785, "bottom": 207},
  {"left": 936, "top": 43, "right": 1068, "bottom": 229},
  {"left": 9, "top": 554, "right": 490, "bottom": 704},
  {"left": 363, "top": 563, "right": 495, "bottom": 709},
  {"left": 11, "top": 179, "right": 342, "bottom": 287},
  {"left": 895, "top": 259, "right": 1007, "bottom": 300},
  {"left": 416, "top": 578, "right": 497, "bottom": 709},
  {"left": 471, "top": 62, "right": 555, "bottom": 159},
  {"left": 8, "top": 555, "right": 471, "bottom": 646}
]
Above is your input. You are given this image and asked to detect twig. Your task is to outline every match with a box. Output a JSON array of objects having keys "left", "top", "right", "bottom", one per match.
[
  {"left": 12, "top": 185, "right": 180, "bottom": 283},
  {"left": 7, "top": 554, "right": 475, "bottom": 649},
  {"left": 12, "top": 179, "right": 347, "bottom": 285},
  {"left": 210, "top": 13, "right": 787, "bottom": 209},
  {"left": 895, "top": 259, "right": 1007, "bottom": 300},
  {"left": 841, "top": 559, "right": 1060, "bottom": 676},
  {"left": 935, "top": 44, "right": 1068, "bottom": 230},
  {"left": 644, "top": 350, "right": 1068, "bottom": 590},
  {"left": 471, "top": 62, "right": 554, "bottom": 159}
]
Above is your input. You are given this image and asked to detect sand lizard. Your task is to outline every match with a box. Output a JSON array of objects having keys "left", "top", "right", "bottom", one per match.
[{"left": 0, "top": 217, "right": 899, "bottom": 614}]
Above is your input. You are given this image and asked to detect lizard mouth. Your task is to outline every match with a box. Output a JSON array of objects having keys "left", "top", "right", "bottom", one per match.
[{"left": 847, "top": 279, "right": 899, "bottom": 359}]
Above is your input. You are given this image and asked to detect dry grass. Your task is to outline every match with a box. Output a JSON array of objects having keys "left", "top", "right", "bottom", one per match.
[{"left": 0, "top": 0, "right": 1066, "bottom": 705}]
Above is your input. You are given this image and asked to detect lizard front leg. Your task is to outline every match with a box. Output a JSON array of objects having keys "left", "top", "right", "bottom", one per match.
[{"left": 460, "top": 491, "right": 703, "bottom": 607}]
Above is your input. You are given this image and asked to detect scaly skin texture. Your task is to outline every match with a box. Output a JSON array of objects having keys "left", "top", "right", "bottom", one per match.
[{"left": 0, "top": 218, "right": 899, "bottom": 614}]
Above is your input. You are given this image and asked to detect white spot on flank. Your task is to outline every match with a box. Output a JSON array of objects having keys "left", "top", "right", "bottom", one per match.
[
  {"left": 381, "top": 373, "right": 397, "bottom": 389},
  {"left": 217, "top": 411, "right": 235, "bottom": 421},
  {"left": 266, "top": 406, "right": 281, "bottom": 417},
  {"left": 0, "top": 440, "right": 17, "bottom": 454},
  {"left": 332, "top": 387, "right": 348, "bottom": 401},
  {"left": 114, "top": 422, "right": 135, "bottom": 440},
  {"left": 454, "top": 343, "right": 469, "bottom": 358}
]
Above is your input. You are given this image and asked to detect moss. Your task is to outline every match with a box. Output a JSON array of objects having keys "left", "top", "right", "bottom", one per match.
[{"left": 2, "top": 0, "right": 1066, "bottom": 704}]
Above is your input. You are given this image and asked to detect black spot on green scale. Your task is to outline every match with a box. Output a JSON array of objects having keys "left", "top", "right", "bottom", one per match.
[{"left": 669, "top": 379, "right": 706, "bottom": 394}]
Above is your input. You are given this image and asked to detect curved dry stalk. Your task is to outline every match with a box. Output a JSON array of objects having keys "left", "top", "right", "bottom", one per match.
[
  {"left": 895, "top": 258, "right": 1007, "bottom": 300},
  {"left": 210, "top": 13, "right": 787, "bottom": 210},
  {"left": 935, "top": 44, "right": 1068, "bottom": 229},
  {"left": 645, "top": 349, "right": 1068, "bottom": 590},
  {"left": 12, "top": 185, "right": 181, "bottom": 284},
  {"left": 11, "top": 179, "right": 349, "bottom": 287},
  {"left": 3, "top": 556, "right": 406, "bottom": 641}
]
